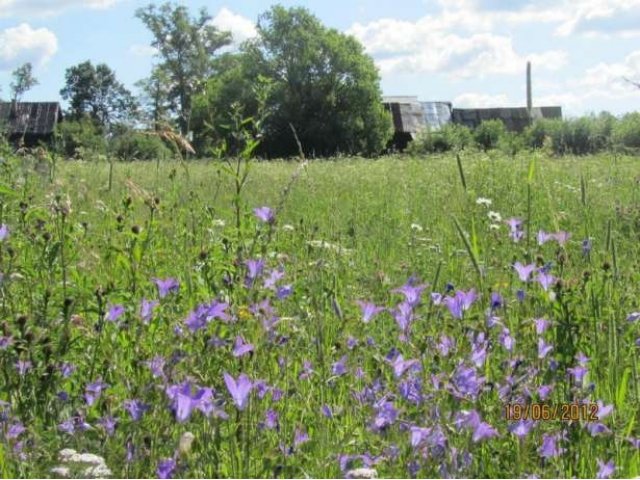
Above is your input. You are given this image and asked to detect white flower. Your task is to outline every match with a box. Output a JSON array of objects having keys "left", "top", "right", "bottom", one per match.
[
  {"left": 488, "top": 211, "right": 502, "bottom": 222},
  {"left": 410, "top": 223, "right": 423, "bottom": 232},
  {"left": 282, "top": 224, "right": 295, "bottom": 232},
  {"left": 179, "top": 432, "right": 195, "bottom": 456},
  {"left": 212, "top": 219, "right": 225, "bottom": 228},
  {"left": 346, "top": 468, "right": 378, "bottom": 479},
  {"left": 50, "top": 466, "right": 70, "bottom": 478},
  {"left": 489, "top": 224, "right": 501, "bottom": 230},
  {"left": 476, "top": 197, "right": 492, "bottom": 207}
]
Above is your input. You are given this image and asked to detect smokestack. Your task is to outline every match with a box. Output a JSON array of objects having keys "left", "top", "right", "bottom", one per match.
[{"left": 526, "top": 61, "right": 532, "bottom": 114}]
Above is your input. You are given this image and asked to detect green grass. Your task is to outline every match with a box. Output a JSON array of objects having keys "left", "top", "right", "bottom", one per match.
[{"left": 0, "top": 150, "right": 639, "bottom": 478}]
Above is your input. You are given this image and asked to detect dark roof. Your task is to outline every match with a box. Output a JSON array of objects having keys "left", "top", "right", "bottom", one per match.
[
  {"left": 451, "top": 106, "right": 562, "bottom": 132},
  {"left": 0, "top": 102, "right": 62, "bottom": 136},
  {"left": 384, "top": 101, "right": 425, "bottom": 134}
]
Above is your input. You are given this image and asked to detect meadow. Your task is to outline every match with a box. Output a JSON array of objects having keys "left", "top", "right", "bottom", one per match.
[{"left": 0, "top": 150, "right": 639, "bottom": 478}]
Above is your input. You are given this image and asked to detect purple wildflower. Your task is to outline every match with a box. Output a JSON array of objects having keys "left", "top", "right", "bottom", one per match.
[
  {"left": 410, "top": 426, "right": 432, "bottom": 448},
  {"left": 586, "top": 422, "right": 611, "bottom": 437},
  {"left": 6, "top": 422, "right": 25, "bottom": 439},
  {"left": 568, "top": 365, "right": 588, "bottom": 386},
  {"left": 84, "top": 379, "right": 108, "bottom": 406},
  {"left": 371, "top": 400, "right": 398, "bottom": 432},
  {"left": 538, "top": 384, "right": 553, "bottom": 400},
  {"left": 431, "top": 292, "right": 443, "bottom": 305},
  {"left": 157, "top": 458, "right": 177, "bottom": 479},
  {"left": 399, "top": 377, "right": 422, "bottom": 405},
  {"left": 154, "top": 277, "right": 179, "bottom": 298},
  {"left": 490, "top": 292, "right": 503, "bottom": 310},
  {"left": 356, "top": 301, "right": 385, "bottom": 323},
  {"left": 263, "top": 268, "right": 284, "bottom": 290},
  {"left": 472, "top": 422, "right": 498, "bottom": 442},
  {"left": 437, "top": 335, "right": 454, "bottom": 356},
  {"left": 294, "top": 427, "right": 310, "bottom": 447},
  {"left": 553, "top": 231, "right": 571, "bottom": 246},
  {"left": 392, "top": 281, "right": 426, "bottom": 307},
  {"left": 596, "top": 459, "right": 615, "bottom": 479},
  {"left": 451, "top": 364, "right": 483, "bottom": 400},
  {"left": 516, "top": 289, "right": 526, "bottom": 302},
  {"left": 506, "top": 218, "right": 524, "bottom": 242},
  {"left": 97, "top": 415, "right": 117, "bottom": 436},
  {"left": 514, "top": 262, "right": 536, "bottom": 282},
  {"left": 59, "top": 362, "right": 76, "bottom": 379},
  {"left": 58, "top": 418, "right": 75, "bottom": 434},
  {"left": 444, "top": 289, "right": 478, "bottom": 319},
  {"left": 276, "top": 285, "right": 293, "bottom": 299},
  {"left": 139, "top": 298, "right": 159, "bottom": 323},
  {"left": 254, "top": 206, "right": 275, "bottom": 224},
  {"left": 332, "top": 355, "right": 348, "bottom": 376},
  {"left": 454, "top": 410, "right": 481, "bottom": 429},
  {"left": 124, "top": 399, "right": 149, "bottom": 421},
  {"left": 392, "top": 301, "right": 414, "bottom": 338},
  {"left": 0, "top": 224, "right": 8, "bottom": 241},
  {"left": 539, "top": 433, "right": 565, "bottom": 458},
  {"left": 106, "top": 304, "right": 125, "bottom": 322},
  {"left": 166, "top": 381, "right": 226, "bottom": 422},
  {"left": 596, "top": 400, "right": 614, "bottom": 419},
  {"left": 536, "top": 271, "right": 556, "bottom": 291},
  {"left": 245, "top": 259, "right": 265, "bottom": 287},
  {"left": 146, "top": 355, "right": 166, "bottom": 379},
  {"left": 299, "top": 360, "right": 314, "bottom": 380},
  {"left": 627, "top": 312, "right": 640, "bottom": 322},
  {"left": 538, "top": 338, "right": 554, "bottom": 359},
  {"left": 0, "top": 336, "right": 12, "bottom": 350},
  {"left": 389, "top": 354, "right": 419, "bottom": 378},
  {"left": 534, "top": 317, "right": 550, "bottom": 335},
  {"left": 232, "top": 336, "right": 254, "bottom": 357},
  {"left": 537, "top": 230, "right": 553, "bottom": 245},
  {"left": 15, "top": 360, "right": 31, "bottom": 376},
  {"left": 264, "top": 409, "right": 279, "bottom": 429},
  {"left": 499, "top": 328, "right": 515, "bottom": 352},
  {"left": 582, "top": 238, "right": 592, "bottom": 256},
  {"left": 321, "top": 405, "right": 333, "bottom": 418},
  {"left": 223, "top": 373, "right": 253, "bottom": 411},
  {"left": 509, "top": 420, "right": 535, "bottom": 438}
]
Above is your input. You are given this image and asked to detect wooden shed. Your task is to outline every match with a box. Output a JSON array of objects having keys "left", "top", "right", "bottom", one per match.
[{"left": 0, "top": 101, "right": 63, "bottom": 147}]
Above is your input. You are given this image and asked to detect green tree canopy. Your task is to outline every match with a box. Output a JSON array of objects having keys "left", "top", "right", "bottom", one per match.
[
  {"left": 192, "top": 5, "right": 392, "bottom": 158},
  {"left": 135, "top": 2, "right": 232, "bottom": 135},
  {"left": 10, "top": 63, "right": 38, "bottom": 103},
  {"left": 60, "top": 61, "right": 137, "bottom": 127}
]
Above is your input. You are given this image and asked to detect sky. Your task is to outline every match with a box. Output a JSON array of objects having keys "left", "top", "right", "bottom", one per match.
[{"left": 0, "top": 0, "right": 639, "bottom": 117}]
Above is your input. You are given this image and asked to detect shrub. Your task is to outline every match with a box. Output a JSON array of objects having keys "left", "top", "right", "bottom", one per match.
[
  {"left": 55, "top": 119, "right": 106, "bottom": 159},
  {"left": 110, "top": 131, "right": 172, "bottom": 161},
  {"left": 613, "top": 112, "right": 640, "bottom": 150},
  {"left": 474, "top": 119, "right": 506, "bottom": 151},
  {"left": 407, "top": 123, "right": 473, "bottom": 155}
]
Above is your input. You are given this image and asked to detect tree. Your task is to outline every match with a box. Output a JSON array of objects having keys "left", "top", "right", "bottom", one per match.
[
  {"left": 10, "top": 63, "right": 38, "bottom": 103},
  {"left": 60, "top": 61, "right": 137, "bottom": 127},
  {"left": 193, "top": 6, "right": 392, "bottom": 158},
  {"left": 135, "top": 2, "right": 232, "bottom": 135},
  {"left": 135, "top": 66, "right": 175, "bottom": 131}
]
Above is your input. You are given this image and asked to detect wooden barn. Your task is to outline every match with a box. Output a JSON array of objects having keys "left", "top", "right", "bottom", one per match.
[
  {"left": 383, "top": 96, "right": 452, "bottom": 151},
  {"left": 451, "top": 106, "right": 562, "bottom": 132},
  {"left": 0, "top": 101, "right": 63, "bottom": 147}
]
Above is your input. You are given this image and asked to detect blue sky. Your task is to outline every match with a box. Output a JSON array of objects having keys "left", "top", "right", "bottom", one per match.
[{"left": 1, "top": 0, "right": 639, "bottom": 116}]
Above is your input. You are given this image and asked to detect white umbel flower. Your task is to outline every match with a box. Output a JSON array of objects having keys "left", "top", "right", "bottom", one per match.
[{"left": 476, "top": 197, "right": 492, "bottom": 206}]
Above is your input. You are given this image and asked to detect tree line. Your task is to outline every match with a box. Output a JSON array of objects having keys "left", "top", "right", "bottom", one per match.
[{"left": 2, "top": 3, "right": 393, "bottom": 159}]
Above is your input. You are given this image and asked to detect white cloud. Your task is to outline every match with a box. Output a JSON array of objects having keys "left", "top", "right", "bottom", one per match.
[
  {"left": 453, "top": 92, "right": 512, "bottom": 107},
  {"left": 555, "top": 0, "right": 640, "bottom": 36},
  {"left": 129, "top": 44, "right": 158, "bottom": 57},
  {"left": 349, "top": 18, "right": 567, "bottom": 78},
  {"left": 210, "top": 7, "right": 257, "bottom": 46},
  {"left": 0, "top": 0, "right": 123, "bottom": 17},
  {"left": 0, "top": 23, "right": 58, "bottom": 71}
]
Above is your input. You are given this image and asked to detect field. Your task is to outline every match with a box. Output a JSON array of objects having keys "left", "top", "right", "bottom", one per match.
[{"left": 1, "top": 151, "right": 639, "bottom": 478}]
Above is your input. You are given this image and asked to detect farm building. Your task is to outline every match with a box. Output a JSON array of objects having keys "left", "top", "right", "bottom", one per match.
[
  {"left": 383, "top": 96, "right": 453, "bottom": 150},
  {"left": 0, "top": 101, "right": 63, "bottom": 147},
  {"left": 451, "top": 106, "right": 562, "bottom": 132}
]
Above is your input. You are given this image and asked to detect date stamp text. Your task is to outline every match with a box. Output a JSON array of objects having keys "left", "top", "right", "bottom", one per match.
[{"left": 504, "top": 403, "right": 599, "bottom": 422}]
